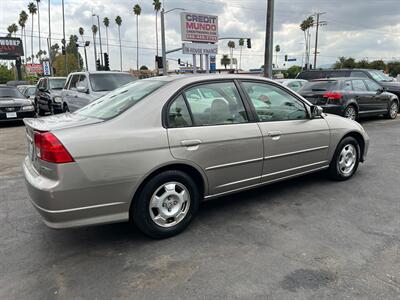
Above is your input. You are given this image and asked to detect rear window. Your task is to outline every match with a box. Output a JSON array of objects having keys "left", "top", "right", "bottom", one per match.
[
  {"left": 89, "top": 73, "right": 135, "bottom": 92},
  {"left": 49, "top": 78, "right": 66, "bottom": 90},
  {"left": 301, "top": 81, "right": 339, "bottom": 92},
  {"left": 298, "top": 70, "right": 349, "bottom": 80},
  {"left": 76, "top": 79, "right": 166, "bottom": 120}
]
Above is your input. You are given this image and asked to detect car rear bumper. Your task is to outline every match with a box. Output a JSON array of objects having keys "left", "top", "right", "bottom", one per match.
[{"left": 22, "top": 156, "right": 131, "bottom": 228}]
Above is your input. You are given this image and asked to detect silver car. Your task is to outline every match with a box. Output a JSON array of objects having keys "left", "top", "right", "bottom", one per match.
[{"left": 23, "top": 75, "right": 369, "bottom": 238}]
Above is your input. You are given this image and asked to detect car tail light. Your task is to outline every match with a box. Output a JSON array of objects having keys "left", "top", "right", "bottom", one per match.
[
  {"left": 33, "top": 131, "right": 74, "bottom": 163},
  {"left": 323, "top": 92, "right": 342, "bottom": 101}
]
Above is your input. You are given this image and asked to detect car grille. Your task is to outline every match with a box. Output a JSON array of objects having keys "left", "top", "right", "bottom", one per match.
[{"left": 0, "top": 106, "right": 21, "bottom": 112}]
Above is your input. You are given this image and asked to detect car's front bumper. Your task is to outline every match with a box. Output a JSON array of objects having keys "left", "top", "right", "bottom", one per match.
[
  {"left": 0, "top": 111, "right": 35, "bottom": 121},
  {"left": 22, "top": 156, "right": 131, "bottom": 228}
]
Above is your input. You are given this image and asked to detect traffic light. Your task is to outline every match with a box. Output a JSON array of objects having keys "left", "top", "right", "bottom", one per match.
[
  {"left": 104, "top": 53, "right": 110, "bottom": 70},
  {"left": 155, "top": 56, "right": 163, "bottom": 69},
  {"left": 284, "top": 54, "right": 288, "bottom": 62},
  {"left": 178, "top": 58, "right": 181, "bottom": 65},
  {"left": 247, "top": 38, "right": 251, "bottom": 49},
  {"left": 96, "top": 59, "right": 101, "bottom": 71},
  {"left": 62, "top": 46, "right": 66, "bottom": 55}
]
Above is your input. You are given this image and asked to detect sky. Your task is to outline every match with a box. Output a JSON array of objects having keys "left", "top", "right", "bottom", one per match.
[{"left": 1, "top": 0, "right": 400, "bottom": 72}]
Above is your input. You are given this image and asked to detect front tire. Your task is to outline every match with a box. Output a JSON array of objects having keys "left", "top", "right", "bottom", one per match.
[
  {"left": 132, "top": 170, "right": 200, "bottom": 239},
  {"left": 343, "top": 105, "right": 357, "bottom": 120},
  {"left": 328, "top": 136, "right": 360, "bottom": 181},
  {"left": 385, "top": 101, "right": 398, "bottom": 119}
]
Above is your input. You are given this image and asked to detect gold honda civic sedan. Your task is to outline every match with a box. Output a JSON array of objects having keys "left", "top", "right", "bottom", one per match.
[{"left": 23, "top": 75, "right": 369, "bottom": 238}]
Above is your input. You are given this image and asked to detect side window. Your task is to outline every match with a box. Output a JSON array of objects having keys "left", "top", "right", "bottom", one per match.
[
  {"left": 343, "top": 80, "right": 353, "bottom": 91},
  {"left": 242, "top": 81, "right": 307, "bottom": 122},
  {"left": 350, "top": 71, "right": 368, "bottom": 78},
  {"left": 288, "top": 81, "right": 301, "bottom": 91},
  {"left": 168, "top": 95, "right": 192, "bottom": 128},
  {"left": 364, "top": 79, "right": 381, "bottom": 92},
  {"left": 77, "top": 75, "right": 88, "bottom": 91},
  {"left": 64, "top": 76, "right": 72, "bottom": 89},
  {"left": 184, "top": 82, "right": 248, "bottom": 126},
  {"left": 69, "top": 75, "right": 80, "bottom": 91},
  {"left": 352, "top": 79, "right": 367, "bottom": 91}
]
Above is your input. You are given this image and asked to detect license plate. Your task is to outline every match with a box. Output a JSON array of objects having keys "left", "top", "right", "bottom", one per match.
[{"left": 6, "top": 112, "right": 17, "bottom": 118}]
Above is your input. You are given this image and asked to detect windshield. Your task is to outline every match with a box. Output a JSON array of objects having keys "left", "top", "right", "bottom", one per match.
[
  {"left": 367, "top": 70, "right": 393, "bottom": 82},
  {"left": 49, "top": 79, "right": 66, "bottom": 90},
  {"left": 26, "top": 87, "right": 36, "bottom": 96},
  {"left": 76, "top": 79, "right": 166, "bottom": 119},
  {"left": 300, "top": 81, "right": 338, "bottom": 92},
  {"left": 89, "top": 73, "right": 135, "bottom": 92},
  {"left": 0, "top": 87, "right": 24, "bottom": 99}
]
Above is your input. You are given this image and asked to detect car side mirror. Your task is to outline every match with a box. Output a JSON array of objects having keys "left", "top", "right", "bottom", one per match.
[
  {"left": 77, "top": 86, "right": 88, "bottom": 94},
  {"left": 311, "top": 105, "right": 323, "bottom": 118},
  {"left": 377, "top": 87, "right": 385, "bottom": 94}
]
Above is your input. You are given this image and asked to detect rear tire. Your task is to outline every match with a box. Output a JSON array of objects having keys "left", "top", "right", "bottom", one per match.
[
  {"left": 343, "top": 105, "right": 357, "bottom": 120},
  {"left": 385, "top": 101, "right": 398, "bottom": 119},
  {"left": 132, "top": 170, "right": 200, "bottom": 239},
  {"left": 328, "top": 136, "right": 360, "bottom": 181}
]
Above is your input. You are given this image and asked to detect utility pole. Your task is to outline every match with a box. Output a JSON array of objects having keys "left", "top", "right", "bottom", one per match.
[
  {"left": 48, "top": 0, "right": 52, "bottom": 75},
  {"left": 313, "top": 12, "right": 327, "bottom": 69},
  {"left": 263, "top": 0, "right": 274, "bottom": 78},
  {"left": 62, "top": 0, "right": 67, "bottom": 74},
  {"left": 161, "top": 8, "right": 167, "bottom": 75}
]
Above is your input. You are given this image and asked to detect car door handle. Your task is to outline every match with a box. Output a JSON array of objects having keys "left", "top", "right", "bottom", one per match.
[
  {"left": 180, "top": 139, "right": 202, "bottom": 148},
  {"left": 74, "top": 95, "right": 78, "bottom": 98},
  {"left": 267, "top": 131, "right": 282, "bottom": 137}
]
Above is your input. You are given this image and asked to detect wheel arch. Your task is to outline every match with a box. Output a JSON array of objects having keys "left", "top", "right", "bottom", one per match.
[{"left": 342, "top": 131, "right": 366, "bottom": 162}]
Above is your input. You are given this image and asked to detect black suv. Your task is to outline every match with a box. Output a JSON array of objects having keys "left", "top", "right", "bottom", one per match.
[
  {"left": 298, "top": 77, "right": 399, "bottom": 120},
  {"left": 297, "top": 69, "right": 400, "bottom": 99},
  {"left": 35, "top": 77, "right": 66, "bottom": 115}
]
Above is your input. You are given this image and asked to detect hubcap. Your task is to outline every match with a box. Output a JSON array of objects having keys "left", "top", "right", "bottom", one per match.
[
  {"left": 338, "top": 144, "right": 357, "bottom": 176},
  {"left": 344, "top": 107, "right": 356, "bottom": 120},
  {"left": 390, "top": 103, "right": 398, "bottom": 118},
  {"left": 149, "top": 182, "right": 190, "bottom": 228}
]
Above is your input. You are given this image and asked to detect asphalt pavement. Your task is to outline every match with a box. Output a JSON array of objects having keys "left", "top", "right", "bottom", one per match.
[{"left": 0, "top": 117, "right": 399, "bottom": 299}]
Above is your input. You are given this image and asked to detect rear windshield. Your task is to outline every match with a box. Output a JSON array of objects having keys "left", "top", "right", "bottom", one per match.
[
  {"left": 49, "top": 79, "right": 66, "bottom": 90},
  {"left": 298, "top": 70, "right": 349, "bottom": 80},
  {"left": 76, "top": 79, "right": 166, "bottom": 120},
  {"left": 0, "top": 87, "right": 23, "bottom": 99},
  {"left": 90, "top": 73, "right": 135, "bottom": 92},
  {"left": 301, "top": 81, "right": 339, "bottom": 92}
]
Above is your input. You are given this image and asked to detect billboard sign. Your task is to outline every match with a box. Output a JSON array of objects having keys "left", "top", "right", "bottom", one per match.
[
  {"left": 0, "top": 37, "right": 24, "bottom": 59},
  {"left": 42, "top": 60, "right": 51, "bottom": 76},
  {"left": 182, "top": 43, "right": 218, "bottom": 55},
  {"left": 26, "top": 63, "right": 43, "bottom": 75},
  {"left": 181, "top": 12, "right": 218, "bottom": 43}
]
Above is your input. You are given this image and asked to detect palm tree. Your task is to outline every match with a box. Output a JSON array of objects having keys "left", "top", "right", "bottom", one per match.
[
  {"left": 19, "top": 11, "right": 28, "bottom": 59},
  {"left": 238, "top": 38, "right": 244, "bottom": 70},
  {"left": 7, "top": 26, "right": 13, "bottom": 37},
  {"left": 300, "top": 16, "right": 314, "bottom": 69},
  {"left": 36, "top": 0, "right": 41, "bottom": 58},
  {"left": 133, "top": 4, "right": 141, "bottom": 71},
  {"left": 78, "top": 27, "right": 84, "bottom": 42},
  {"left": 275, "top": 44, "right": 280, "bottom": 68},
  {"left": 153, "top": 0, "right": 161, "bottom": 56},
  {"left": 227, "top": 40, "right": 235, "bottom": 69},
  {"left": 220, "top": 54, "right": 231, "bottom": 69},
  {"left": 92, "top": 25, "right": 98, "bottom": 68},
  {"left": 103, "top": 17, "right": 110, "bottom": 54},
  {"left": 115, "top": 16, "right": 122, "bottom": 71},
  {"left": 28, "top": 2, "right": 37, "bottom": 63}
]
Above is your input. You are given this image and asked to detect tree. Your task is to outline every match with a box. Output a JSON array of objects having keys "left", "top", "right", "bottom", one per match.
[
  {"left": 333, "top": 57, "right": 356, "bottom": 69},
  {"left": 7, "top": 25, "right": 13, "bottom": 37},
  {"left": 51, "top": 36, "right": 83, "bottom": 76},
  {"left": 133, "top": 4, "right": 142, "bottom": 71},
  {"left": 369, "top": 60, "right": 386, "bottom": 71},
  {"left": 19, "top": 11, "right": 28, "bottom": 59},
  {"left": 153, "top": 0, "right": 161, "bottom": 57},
  {"left": 0, "top": 64, "right": 14, "bottom": 84},
  {"left": 92, "top": 24, "right": 98, "bottom": 68},
  {"left": 36, "top": 0, "right": 41, "bottom": 58},
  {"left": 284, "top": 65, "right": 302, "bottom": 79},
  {"left": 220, "top": 54, "right": 231, "bottom": 69},
  {"left": 238, "top": 38, "right": 244, "bottom": 70},
  {"left": 28, "top": 2, "right": 37, "bottom": 63},
  {"left": 387, "top": 61, "right": 400, "bottom": 77},
  {"left": 275, "top": 44, "right": 280, "bottom": 68},
  {"left": 140, "top": 65, "right": 148, "bottom": 70},
  {"left": 103, "top": 17, "right": 110, "bottom": 54},
  {"left": 227, "top": 41, "right": 235, "bottom": 69},
  {"left": 300, "top": 16, "right": 314, "bottom": 69},
  {"left": 115, "top": 16, "right": 122, "bottom": 71}
]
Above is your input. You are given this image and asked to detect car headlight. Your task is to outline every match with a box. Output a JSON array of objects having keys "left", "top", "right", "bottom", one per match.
[
  {"left": 53, "top": 96, "right": 62, "bottom": 103},
  {"left": 22, "top": 105, "right": 34, "bottom": 111}
]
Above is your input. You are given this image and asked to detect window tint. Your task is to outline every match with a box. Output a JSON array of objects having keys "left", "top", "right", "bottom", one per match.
[
  {"left": 49, "top": 78, "right": 65, "bottom": 90},
  {"left": 367, "top": 70, "right": 392, "bottom": 82},
  {"left": 168, "top": 95, "right": 192, "bottom": 128},
  {"left": 183, "top": 82, "right": 248, "bottom": 126},
  {"left": 38, "top": 79, "right": 45, "bottom": 89},
  {"left": 26, "top": 87, "right": 36, "bottom": 96},
  {"left": 288, "top": 81, "right": 302, "bottom": 91},
  {"left": 352, "top": 79, "right": 367, "bottom": 91},
  {"left": 89, "top": 73, "right": 135, "bottom": 92},
  {"left": 350, "top": 71, "right": 368, "bottom": 78},
  {"left": 242, "top": 81, "right": 307, "bottom": 122},
  {"left": 0, "top": 87, "right": 23, "bottom": 99},
  {"left": 69, "top": 75, "right": 80, "bottom": 90},
  {"left": 77, "top": 75, "right": 88, "bottom": 91},
  {"left": 343, "top": 80, "right": 353, "bottom": 91},
  {"left": 301, "top": 80, "right": 338, "bottom": 92},
  {"left": 364, "top": 79, "right": 381, "bottom": 92}
]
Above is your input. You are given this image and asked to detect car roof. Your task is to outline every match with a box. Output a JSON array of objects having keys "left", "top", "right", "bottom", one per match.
[
  {"left": 147, "top": 74, "right": 278, "bottom": 84},
  {"left": 68, "top": 71, "right": 131, "bottom": 75},
  {"left": 310, "top": 77, "right": 372, "bottom": 81}
]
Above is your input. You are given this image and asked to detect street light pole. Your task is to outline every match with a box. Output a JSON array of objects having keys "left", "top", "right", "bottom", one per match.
[
  {"left": 48, "top": 0, "right": 52, "bottom": 75},
  {"left": 94, "top": 14, "right": 104, "bottom": 66},
  {"left": 62, "top": 0, "right": 67, "bottom": 74},
  {"left": 263, "top": 0, "right": 274, "bottom": 78}
]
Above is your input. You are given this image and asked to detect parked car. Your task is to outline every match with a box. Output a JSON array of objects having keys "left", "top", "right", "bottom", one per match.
[
  {"left": 298, "top": 78, "right": 399, "bottom": 120},
  {"left": 0, "top": 86, "right": 35, "bottom": 121},
  {"left": 296, "top": 69, "right": 400, "bottom": 99},
  {"left": 35, "top": 77, "right": 66, "bottom": 115},
  {"left": 23, "top": 75, "right": 369, "bottom": 238},
  {"left": 275, "top": 79, "right": 308, "bottom": 92},
  {"left": 17, "top": 85, "right": 36, "bottom": 100},
  {"left": 61, "top": 71, "right": 135, "bottom": 112}
]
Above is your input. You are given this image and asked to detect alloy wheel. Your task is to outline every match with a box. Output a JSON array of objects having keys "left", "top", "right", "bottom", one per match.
[
  {"left": 390, "top": 102, "right": 398, "bottom": 119},
  {"left": 337, "top": 144, "right": 357, "bottom": 176},
  {"left": 344, "top": 106, "right": 356, "bottom": 120}
]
